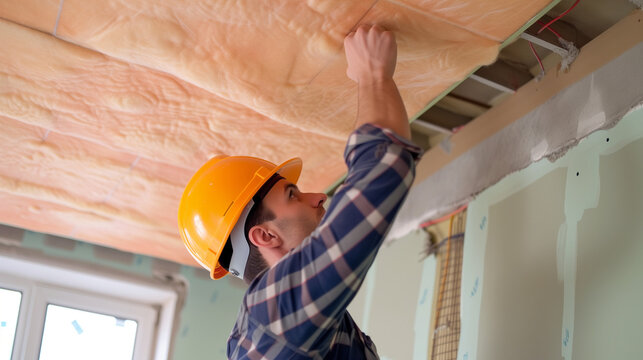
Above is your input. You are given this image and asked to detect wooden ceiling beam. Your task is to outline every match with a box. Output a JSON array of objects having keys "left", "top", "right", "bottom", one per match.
[
  {"left": 434, "top": 94, "right": 490, "bottom": 119},
  {"left": 418, "top": 106, "right": 472, "bottom": 130},
  {"left": 411, "top": 119, "right": 453, "bottom": 136}
]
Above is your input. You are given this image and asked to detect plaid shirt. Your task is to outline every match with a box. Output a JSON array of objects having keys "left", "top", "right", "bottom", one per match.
[{"left": 228, "top": 124, "right": 422, "bottom": 359}]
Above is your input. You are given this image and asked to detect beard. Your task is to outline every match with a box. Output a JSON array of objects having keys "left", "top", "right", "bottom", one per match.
[{"left": 275, "top": 211, "right": 322, "bottom": 249}]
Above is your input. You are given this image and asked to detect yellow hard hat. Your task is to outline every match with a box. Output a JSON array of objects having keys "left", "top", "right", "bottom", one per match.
[{"left": 178, "top": 155, "right": 302, "bottom": 280}]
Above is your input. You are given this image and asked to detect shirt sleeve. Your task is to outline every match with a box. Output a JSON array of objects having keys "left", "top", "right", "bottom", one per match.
[{"left": 243, "top": 123, "right": 422, "bottom": 354}]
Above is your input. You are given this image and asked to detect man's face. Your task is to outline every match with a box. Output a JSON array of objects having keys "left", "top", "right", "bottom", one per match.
[{"left": 261, "top": 179, "right": 327, "bottom": 250}]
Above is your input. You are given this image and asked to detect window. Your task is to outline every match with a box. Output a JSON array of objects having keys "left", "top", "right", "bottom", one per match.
[
  {"left": 0, "top": 288, "right": 21, "bottom": 360},
  {"left": 40, "top": 305, "right": 138, "bottom": 360},
  {"left": 0, "top": 251, "right": 178, "bottom": 360}
]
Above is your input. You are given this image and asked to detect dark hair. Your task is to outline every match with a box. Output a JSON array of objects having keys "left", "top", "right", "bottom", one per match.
[{"left": 242, "top": 200, "right": 274, "bottom": 283}]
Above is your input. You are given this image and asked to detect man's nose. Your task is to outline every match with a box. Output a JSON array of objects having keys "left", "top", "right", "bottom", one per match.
[{"left": 307, "top": 192, "right": 327, "bottom": 208}]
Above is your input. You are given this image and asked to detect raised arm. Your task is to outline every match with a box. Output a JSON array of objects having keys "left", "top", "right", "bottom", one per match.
[
  {"left": 344, "top": 24, "right": 411, "bottom": 140},
  {"left": 240, "top": 25, "right": 421, "bottom": 358}
]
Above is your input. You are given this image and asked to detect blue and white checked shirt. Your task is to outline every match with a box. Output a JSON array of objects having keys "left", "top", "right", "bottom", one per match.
[{"left": 228, "top": 124, "right": 422, "bottom": 359}]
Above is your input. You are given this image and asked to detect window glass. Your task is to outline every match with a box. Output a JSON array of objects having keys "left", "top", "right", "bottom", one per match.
[
  {"left": 0, "top": 288, "right": 21, "bottom": 360},
  {"left": 39, "top": 304, "right": 138, "bottom": 360}
]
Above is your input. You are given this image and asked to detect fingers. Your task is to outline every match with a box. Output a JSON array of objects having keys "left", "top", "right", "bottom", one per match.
[
  {"left": 344, "top": 23, "right": 397, "bottom": 83},
  {"left": 356, "top": 24, "right": 371, "bottom": 36},
  {"left": 345, "top": 24, "right": 393, "bottom": 42},
  {"left": 370, "top": 24, "right": 384, "bottom": 33},
  {"left": 344, "top": 24, "right": 369, "bottom": 48},
  {"left": 346, "top": 24, "right": 377, "bottom": 37}
]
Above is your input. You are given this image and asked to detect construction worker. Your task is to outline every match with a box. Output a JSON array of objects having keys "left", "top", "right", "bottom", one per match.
[{"left": 178, "top": 24, "right": 422, "bottom": 359}]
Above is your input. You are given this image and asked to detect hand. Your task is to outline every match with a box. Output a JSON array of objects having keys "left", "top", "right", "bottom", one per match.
[{"left": 344, "top": 24, "right": 397, "bottom": 84}]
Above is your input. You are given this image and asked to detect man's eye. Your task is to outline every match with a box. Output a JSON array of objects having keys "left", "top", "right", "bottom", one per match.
[{"left": 289, "top": 191, "right": 296, "bottom": 199}]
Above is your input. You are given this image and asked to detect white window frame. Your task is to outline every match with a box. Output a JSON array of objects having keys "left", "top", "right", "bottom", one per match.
[{"left": 0, "top": 250, "right": 178, "bottom": 360}]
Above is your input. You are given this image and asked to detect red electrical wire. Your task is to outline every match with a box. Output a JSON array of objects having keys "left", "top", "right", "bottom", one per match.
[
  {"left": 536, "top": 20, "right": 562, "bottom": 38},
  {"left": 538, "top": 0, "right": 581, "bottom": 34},
  {"left": 452, "top": 125, "right": 465, "bottom": 134},
  {"left": 528, "top": 41, "right": 545, "bottom": 75},
  {"left": 420, "top": 204, "right": 468, "bottom": 228}
]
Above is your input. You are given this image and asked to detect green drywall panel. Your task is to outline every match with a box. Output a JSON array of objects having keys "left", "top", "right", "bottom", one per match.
[
  {"left": 460, "top": 107, "right": 643, "bottom": 360},
  {"left": 478, "top": 168, "right": 566, "bottom": 360},
  {"left": 573, "top": 138, "right": 643, "bottom": 360},
  {"left": 348, "top": 229, "right": 438, "bottom": 360}
]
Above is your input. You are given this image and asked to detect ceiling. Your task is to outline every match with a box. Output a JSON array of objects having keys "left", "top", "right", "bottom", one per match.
[{"left": 2, "top": 0, "right": 631, "bottom": 267}]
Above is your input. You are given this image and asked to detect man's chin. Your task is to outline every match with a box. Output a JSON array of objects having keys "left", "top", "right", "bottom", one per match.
[{"left": 318, "top": 208, "right": 326, "bottom": 221}]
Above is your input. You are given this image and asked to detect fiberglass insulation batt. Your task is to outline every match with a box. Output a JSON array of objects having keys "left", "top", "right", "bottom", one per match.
[{"left": 0, "top": 0, "right": 551, "bottom": 265}]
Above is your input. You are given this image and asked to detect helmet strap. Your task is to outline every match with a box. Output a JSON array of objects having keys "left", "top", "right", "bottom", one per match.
[{"left": 228, "top": 200, "right": 253, "bottom": 279}]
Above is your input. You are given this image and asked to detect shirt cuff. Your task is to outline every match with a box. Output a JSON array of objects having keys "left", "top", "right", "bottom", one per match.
[{"left": 344, "top": 123, "right": 423, "bottom": 163}]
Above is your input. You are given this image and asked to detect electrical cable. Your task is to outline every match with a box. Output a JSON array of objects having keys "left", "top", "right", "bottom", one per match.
[
  {"left": 536, "top": 19, "right": 563, "bottom": 38},
  {"left": 528, "top": 41, "right": 546, "bottom": 76},
  {"left": 538, "top": 0, "right": 581, "bottom": 34},
  {"left": 420, "top": 204, "right": 467, "bottom": 228}
]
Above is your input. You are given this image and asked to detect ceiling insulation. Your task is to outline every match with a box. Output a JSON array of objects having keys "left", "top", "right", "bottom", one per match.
[{"left": 0, "top": 0, "right": 551, "bottom": 266}]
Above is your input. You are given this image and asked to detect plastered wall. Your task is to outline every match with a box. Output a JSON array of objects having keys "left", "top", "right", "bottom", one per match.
[{"left": 459, "top": 107, "right": 643, "bottom": 360}]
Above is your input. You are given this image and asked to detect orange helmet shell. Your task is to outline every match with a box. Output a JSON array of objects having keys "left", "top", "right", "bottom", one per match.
[{"left": 178, "top": 155, "right": 302, "bottom": 280}]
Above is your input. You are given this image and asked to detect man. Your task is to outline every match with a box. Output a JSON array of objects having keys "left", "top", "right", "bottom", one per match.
[{"left": 178, "top": 24, "right": 422, "bottom": 359}]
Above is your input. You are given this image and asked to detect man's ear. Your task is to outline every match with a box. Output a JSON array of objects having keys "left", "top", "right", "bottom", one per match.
[{"left": 247, "top": 224, "right": 281, "bottom": 249}]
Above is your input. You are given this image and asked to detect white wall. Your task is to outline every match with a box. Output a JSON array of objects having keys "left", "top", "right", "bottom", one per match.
[
  {"left": 459, "top": 107, "right": 643, "bottom": 360},
  {"left": 348, "top": 229, "right": 439, "bottom": 360}
]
